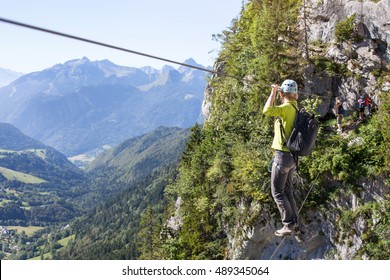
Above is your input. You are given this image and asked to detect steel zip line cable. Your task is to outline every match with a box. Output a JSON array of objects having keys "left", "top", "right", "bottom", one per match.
[{"left": 0, "top": 17, "right": 243, "bottom": 80}]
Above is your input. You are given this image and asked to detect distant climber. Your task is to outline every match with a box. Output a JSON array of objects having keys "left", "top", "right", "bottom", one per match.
[
  {"left": 335, "top": 97, "right": 344, "bottom": 134},
  {"left": 263, "top": 79, "right": 301, "bottom": 238},
  {"left": 358, "top": 95, "right": 366, "bottom": 120},
  {"left": 365, "top": 95, "right": 372, "bottom": 117}
]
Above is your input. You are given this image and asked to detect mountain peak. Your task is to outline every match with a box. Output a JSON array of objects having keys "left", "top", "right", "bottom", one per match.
[
  {"left": 183, "top": 58, "right": 198, "bottom": 65},
  {"left": 0, "top": 67, "right": 24, "bottom": 87},
  {"left": 161, "top": 65, "right": 176, "bottom": 73},
  {"left": 140, "top": 66, "right": 158, "bottom": 74},
  {"left": 0, "top": 123, "right": 46, "bottom": 150},
  {"left": 178, "top": 58, "right": 204, "bottom": 73},
  {"left": 65, "top": 56, "right": 91, "bottom": 66}
]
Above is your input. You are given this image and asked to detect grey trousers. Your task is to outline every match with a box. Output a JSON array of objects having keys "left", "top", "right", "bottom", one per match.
[{"left": 271, "top": 150, "right": 298, "bottom": 228}]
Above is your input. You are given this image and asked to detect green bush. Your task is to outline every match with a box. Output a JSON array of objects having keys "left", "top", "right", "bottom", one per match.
[{"left": 335, "top": 14, "right": 356, "bottom": 42}]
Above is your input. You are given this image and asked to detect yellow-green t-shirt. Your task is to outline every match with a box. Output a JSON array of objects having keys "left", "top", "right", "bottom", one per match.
[{"left": 263, "top": 101, "right": 298, "bottom": 152}]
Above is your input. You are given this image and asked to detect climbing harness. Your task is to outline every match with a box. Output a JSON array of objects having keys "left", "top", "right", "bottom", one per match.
[{"left": 267, "top": 158, "right": 274, "bottom": 173}]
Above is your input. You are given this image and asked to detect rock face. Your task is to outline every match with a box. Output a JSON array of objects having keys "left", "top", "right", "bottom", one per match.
[
  {"left": 306, "top": 0, "right": 390, "bottom": 44},
  {"left": 200, "top": 0, "right": 390, "bottom": 260},
  {"left": 202, "top": 0, "right": 390, "bottom": 119},
  {"left": 201, "top": 61, "right": 225, "bottom": 120},
  {"left": 233, "top": 175, "right": 390, "bottom": 260},
  {"left": 301, "top": 0, "right": 390, "bottom": 116}
]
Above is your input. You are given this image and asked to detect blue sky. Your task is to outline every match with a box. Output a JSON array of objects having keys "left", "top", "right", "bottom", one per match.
[{"left": 0, "top": 0, "right": 243, "bottom": 73}]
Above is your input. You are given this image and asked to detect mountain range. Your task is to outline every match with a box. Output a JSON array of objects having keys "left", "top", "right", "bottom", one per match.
[{"left": 0, "top": 57, "right": 208, "bottom": 156}]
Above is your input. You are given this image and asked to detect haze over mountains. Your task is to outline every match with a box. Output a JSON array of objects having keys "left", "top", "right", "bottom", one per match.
[
  {"left": 0, "top": 67, "right": 23, "bottom": 87},
  {"left": 0, "top": 57, "right": 209, "bottom": 156}
]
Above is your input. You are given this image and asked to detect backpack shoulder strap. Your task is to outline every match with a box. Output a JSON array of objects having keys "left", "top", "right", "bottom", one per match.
[
  {"left": 277, "top": 103, "right": 297, "bottom": 145},
  {"left": 290, "top": 103, "right": 299, "bottom": 112},
  {"left": 277, "top": 116, "right": 287, "bottom": 145}
]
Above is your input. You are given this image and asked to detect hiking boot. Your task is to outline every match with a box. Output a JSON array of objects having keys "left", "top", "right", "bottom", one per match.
[{"left": 274, "top": 226, "right": 293, "bottom": 237}]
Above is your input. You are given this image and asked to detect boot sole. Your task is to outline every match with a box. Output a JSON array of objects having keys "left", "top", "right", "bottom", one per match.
[{"left": 274, "top": 231, "right": 293, "bottom": 237}]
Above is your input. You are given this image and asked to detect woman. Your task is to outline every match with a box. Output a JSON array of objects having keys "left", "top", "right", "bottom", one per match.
[
  {"left": 263, "top": 79, "right": 300, "bottom": 237},
  {"left": 358, "top": 95, "right": 366, "bottom": 120}
]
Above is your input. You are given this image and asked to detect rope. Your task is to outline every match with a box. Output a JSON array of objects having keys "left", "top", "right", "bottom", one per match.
[
  {"left": 269, "top": 236, "right": 287, "bottom": 260},
  {"left": 297, "top": 177, "right": 316, "bottom": 213}
]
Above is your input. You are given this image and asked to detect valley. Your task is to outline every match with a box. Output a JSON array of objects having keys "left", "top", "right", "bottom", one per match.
[{"left": 0, "top": 125, "right": 190, "bottom": 260}]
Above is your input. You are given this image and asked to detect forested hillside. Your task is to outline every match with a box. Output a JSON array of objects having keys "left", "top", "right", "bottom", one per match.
[
  {"left": 54, "top": 127, "right": 190, "bottom": 259},
  {"left": 1, "top": 127, "right": 189, "bottom": 260},
  {"left": 146, "top": 0, "right": 390, "bottom": 260},
  {"left": 0, "top": 123, "right": 85, "bottom": 226},
  {"left": 80, "top": 126, "right": 190, "bottom": 207}
]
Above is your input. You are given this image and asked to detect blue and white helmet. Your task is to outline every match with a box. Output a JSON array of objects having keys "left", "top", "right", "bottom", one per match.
[{"left": 280, "top": 79, "right": 298, "bottom": 94}]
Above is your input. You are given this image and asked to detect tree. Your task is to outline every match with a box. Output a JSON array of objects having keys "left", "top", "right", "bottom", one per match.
[{"left": 137, "top": 207, "right": 161, "bottom": 259}]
